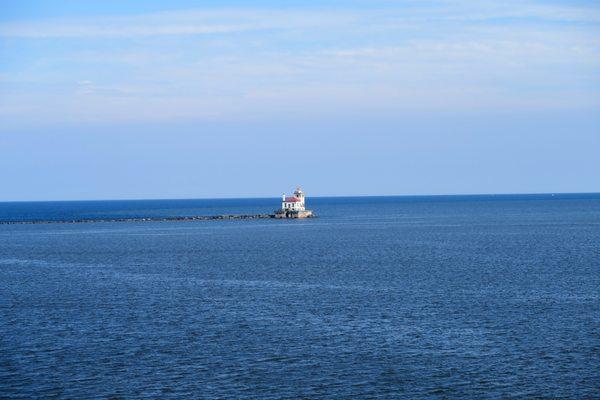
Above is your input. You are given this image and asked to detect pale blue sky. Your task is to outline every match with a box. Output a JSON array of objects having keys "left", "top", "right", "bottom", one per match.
[{"left": 1, "top": 1, "right": 599, "bottom": 201}]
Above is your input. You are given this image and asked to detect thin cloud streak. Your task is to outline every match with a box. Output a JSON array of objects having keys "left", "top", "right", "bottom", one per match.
[
  {"left": 0, "top": 2, "right": 598, "bottom": 38},
  {"left": 0, "top": 23, "right": 256, "bottom": 38},
  {"left": 0, "top": 9, "right": 356, "bottom": 38}
]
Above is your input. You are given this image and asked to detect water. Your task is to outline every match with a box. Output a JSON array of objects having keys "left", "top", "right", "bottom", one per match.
[{"left": 1, "top": 194, "right": 599, "bottom": 398}]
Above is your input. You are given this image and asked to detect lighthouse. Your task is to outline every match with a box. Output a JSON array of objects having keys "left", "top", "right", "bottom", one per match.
[{"left": 276, "top": 187, "right": 314, "bottom": 218}]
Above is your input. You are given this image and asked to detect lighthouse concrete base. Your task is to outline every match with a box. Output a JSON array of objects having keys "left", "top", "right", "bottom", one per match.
[{"left": 274, "top": 209, "right": 314, "bottom": 219}]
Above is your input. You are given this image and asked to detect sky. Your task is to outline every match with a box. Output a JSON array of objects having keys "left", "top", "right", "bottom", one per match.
[{"left": 0, "top": 0, "right": 599, "bottom": 201}]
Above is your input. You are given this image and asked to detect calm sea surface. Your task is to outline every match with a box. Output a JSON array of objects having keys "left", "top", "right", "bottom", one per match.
[{"left": 1, "top": 195, "right": 599, "bottom": 399}]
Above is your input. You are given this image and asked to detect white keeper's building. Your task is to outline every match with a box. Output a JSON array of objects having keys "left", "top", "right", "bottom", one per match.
[{"left": 276, "top": 187, "right": 313, "bottom": 218}]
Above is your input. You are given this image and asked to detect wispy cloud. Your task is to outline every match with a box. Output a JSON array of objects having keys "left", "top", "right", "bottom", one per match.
[
  {"left": 1, "top": 1, "right": 599, "bottom": 128},
  {"left": 1, "top": 2, "right": 599, "bottom": 39},
  {"left": 0, "top": 23, "right": 257, "bottom": 38},
  {"left": 0, "top": 9, "right": 357, "bottom": 38}
]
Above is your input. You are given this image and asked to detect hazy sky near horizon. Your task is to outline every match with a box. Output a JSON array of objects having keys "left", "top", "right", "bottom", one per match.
[{"left": 1, "top": 0, "right": 599, "bottom": 201}]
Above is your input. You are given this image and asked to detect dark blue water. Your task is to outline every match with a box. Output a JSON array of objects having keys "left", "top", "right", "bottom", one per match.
[{"left": 1, "top": 195, "right": 599, "bottom": 398}]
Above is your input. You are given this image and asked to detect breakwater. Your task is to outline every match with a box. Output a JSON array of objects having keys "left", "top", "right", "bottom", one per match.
[{"left": 0, "top": 214, "right": 278, "bottom": 225}]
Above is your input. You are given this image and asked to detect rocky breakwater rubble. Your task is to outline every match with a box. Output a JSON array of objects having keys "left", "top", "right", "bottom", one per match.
[{"left": 0, "top": 214, "right": 278, "bottom": 225}]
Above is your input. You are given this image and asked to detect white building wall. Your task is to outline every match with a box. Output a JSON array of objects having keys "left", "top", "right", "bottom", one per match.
[
  {"left": 281, "top": 188, "right": 307, "bottom": 212},
  {"left": 283, "top": 201, "right": 303, "bottom": 211}
]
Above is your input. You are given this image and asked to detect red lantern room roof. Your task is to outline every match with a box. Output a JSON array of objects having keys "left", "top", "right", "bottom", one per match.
[{"left": 285, "top": 196, "right": 302, "bottom": 203}]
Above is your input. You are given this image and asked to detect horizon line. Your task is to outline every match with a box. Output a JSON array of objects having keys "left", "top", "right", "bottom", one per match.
[{"left": 1, "top": 191, "right": 599, "bottom": 204}]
